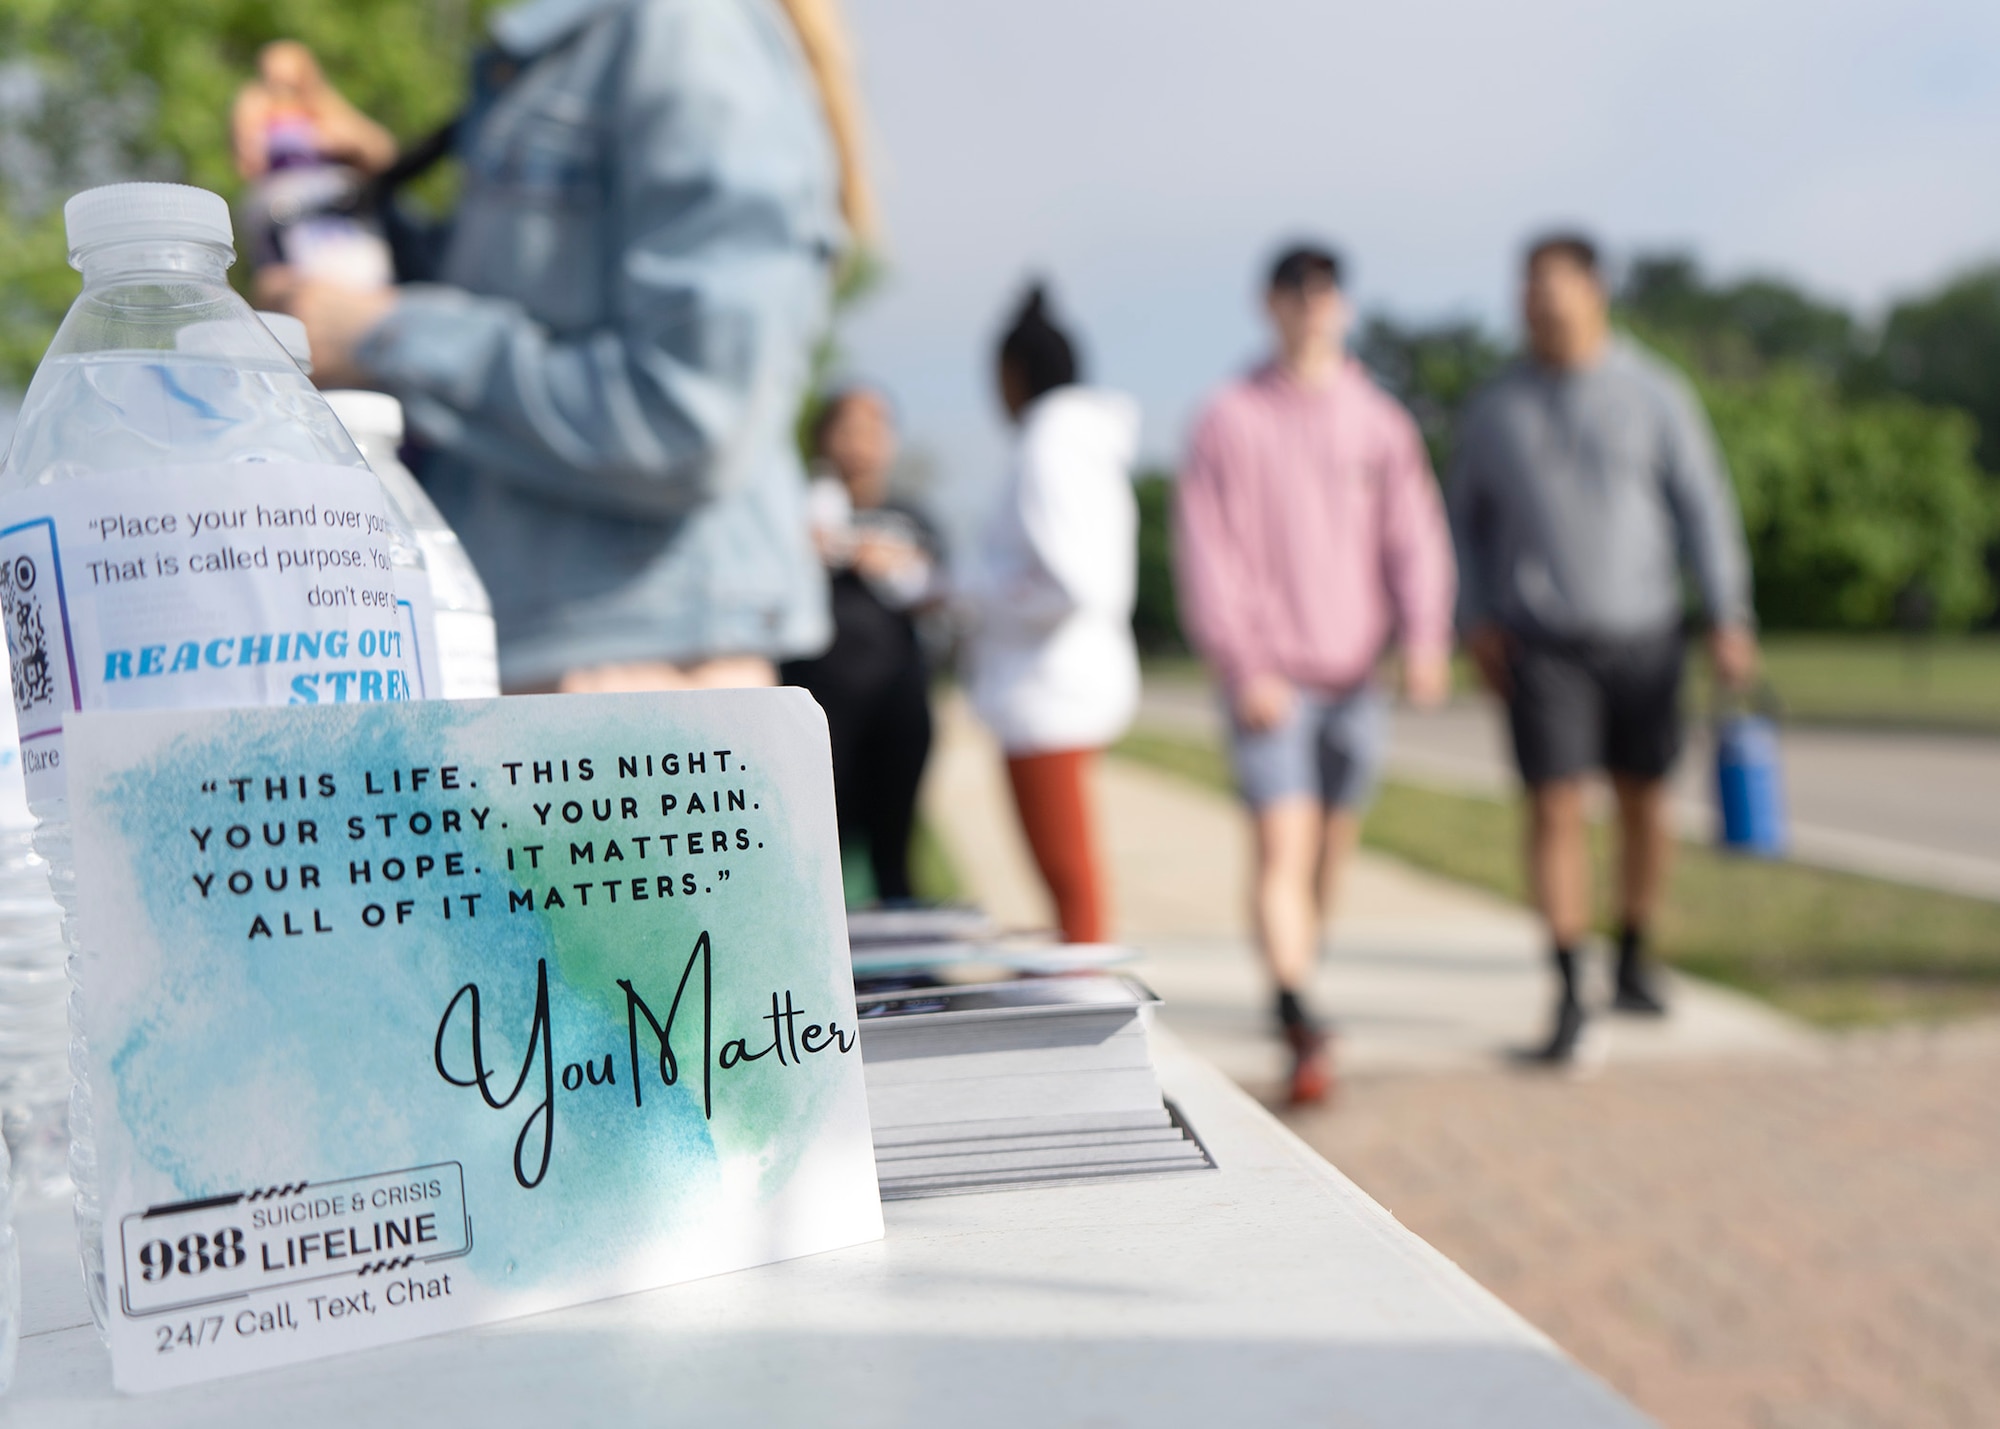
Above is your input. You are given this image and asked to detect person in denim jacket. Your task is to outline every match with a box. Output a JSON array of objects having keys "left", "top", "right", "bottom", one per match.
[{"left": 267, "top": 0, "right": 874, "bottom": 693}]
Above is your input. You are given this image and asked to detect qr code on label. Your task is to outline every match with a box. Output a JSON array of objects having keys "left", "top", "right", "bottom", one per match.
[{"left": 0, "top": 551, "right": 56, "bottom": 714}]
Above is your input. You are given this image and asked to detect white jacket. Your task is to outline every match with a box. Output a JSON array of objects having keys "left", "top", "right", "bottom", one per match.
[{"left": 963, "top": 386, "right": 1141, "bottom": 754}]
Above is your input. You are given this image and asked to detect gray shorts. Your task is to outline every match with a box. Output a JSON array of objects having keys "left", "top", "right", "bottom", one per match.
[{"left": 1227, "top": 685, "right": 1388, "bottom": 811}]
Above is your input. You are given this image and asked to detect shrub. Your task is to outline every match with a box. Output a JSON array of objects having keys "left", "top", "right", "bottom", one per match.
[
  {"left": 1700, "top": 363, "right": 1995, "bottom": 629},
  {"left": 1131, "top": 471, "right": 1185, "bottom": 654}
]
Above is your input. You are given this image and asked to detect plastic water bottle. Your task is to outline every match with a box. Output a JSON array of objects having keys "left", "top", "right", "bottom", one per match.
[
  {"left": 256, "top": 319, "right": 469, "bottom": 697},
  {"left": 0, "top": 182, "right": 432, "bottom": 1330},
  {"left": 0, "top": 639, "right": 68, "bottom": 1203},
  {"left": 324, "top": 391, "right": 500, "bottom": 698}
]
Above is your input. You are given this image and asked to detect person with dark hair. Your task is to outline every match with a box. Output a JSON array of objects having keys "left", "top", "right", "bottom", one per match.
[
  {"left": 1524, "top": 231, "right": 1600, "bottom": 276},
  {"left": 1175, "top": 242, "right": 1456, "bottom": 1105},
  {"left": 1451, "top": 232, "right": 1757, "bottom": 1064},
  {"left": 781, "top": 387, "right": 940, "bottom": 902},
  {"left": 964, "top": 284, "right": 1140, "bottom": 943},
  {"left": 1267, "top": 244, "right": 1341, "bottom": 294}
]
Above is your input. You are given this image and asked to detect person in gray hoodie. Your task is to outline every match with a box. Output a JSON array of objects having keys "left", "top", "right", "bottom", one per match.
[
  {"left": 1450, "top": 233, "right": 1758, "bottom": 1063},
  {"left": 265, "top": 0, "right": 874, "bottom": 693}
]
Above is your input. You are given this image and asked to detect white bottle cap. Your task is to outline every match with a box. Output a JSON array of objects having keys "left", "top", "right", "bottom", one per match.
[
  {"left": 257, "top": 312, "right": 313, "bottom": 372},
  {"left": 64, "top": 183, "right": 234, "bottom": 266},
  {"left": 323, "top": 389, "right": 406, "bottom": 443}
]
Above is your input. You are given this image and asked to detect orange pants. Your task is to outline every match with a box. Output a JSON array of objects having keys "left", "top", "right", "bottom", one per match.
[{"left": 1005, "top": 748, "right": 1110, "bottom": 944}]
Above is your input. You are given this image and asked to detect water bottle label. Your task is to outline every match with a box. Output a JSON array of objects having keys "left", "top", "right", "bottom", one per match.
[
  {"left": 0, "top": 465, "right": 420, "bottom": 803},
  {"left": 394, "top": 570, "right": 439, "bottom": 703}
]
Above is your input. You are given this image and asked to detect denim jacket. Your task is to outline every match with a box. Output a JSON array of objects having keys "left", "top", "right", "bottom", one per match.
[{"left": 357, "top": 0, "right": 839, "bottom": 684}]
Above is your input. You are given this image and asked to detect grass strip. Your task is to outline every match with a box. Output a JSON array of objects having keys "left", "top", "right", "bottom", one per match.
[
  {"left": 1743, "top": 635, "right": 2000, "bottom": 734},
  {"left": 909, "top": 817, "right": 965, "bottom": 905},
  {"left": 1113, "top": 727, "right": 2000, "bottom": 1026}
]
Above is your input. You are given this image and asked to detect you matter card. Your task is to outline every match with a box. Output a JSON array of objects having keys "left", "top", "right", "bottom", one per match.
[{"left": 64, "top": 690, "right": 882, "bottom": 1393}]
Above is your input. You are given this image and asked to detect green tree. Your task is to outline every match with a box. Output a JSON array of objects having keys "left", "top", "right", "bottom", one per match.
[
  {"left": 1869, "top": 265, "right": 2000, "bottom": 473},
  {"left": 1616, "top": 256, "right": 1998, "bottom": 630},
  {"left": 1681, "top": 352, "right": 1996, "bottom": 630},
  {"left": 0, "top": 0, "right": 497, "bottom": 384},
  {"left": 1355, "top": 315, "right": 1506, "bottom": 475},
  {"left": 1619, "top": 253, "right": 1859, "bottom": 380}
]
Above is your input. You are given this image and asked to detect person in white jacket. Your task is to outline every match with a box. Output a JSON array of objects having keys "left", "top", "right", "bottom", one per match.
[{"left": 964, "top": 285, "right": 1140, "bottom": 942}]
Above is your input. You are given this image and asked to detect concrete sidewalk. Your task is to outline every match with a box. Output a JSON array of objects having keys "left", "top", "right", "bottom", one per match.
[{"left": 920, "top": 695, "right": 1815, "bottom": 1092}]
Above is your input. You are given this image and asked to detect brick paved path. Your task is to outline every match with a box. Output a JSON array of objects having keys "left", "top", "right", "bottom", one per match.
[
  {"left": 929, "top": 693, "right": 1996, "bottom": 1424},
  {"left": 1283, "top": 1028, "right": 2000, "bottom": 1429}
]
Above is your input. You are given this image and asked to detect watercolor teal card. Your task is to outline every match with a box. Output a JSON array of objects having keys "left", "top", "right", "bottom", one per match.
[{"left": 64, "top": 689, "right": 883, "bottom": 1393}]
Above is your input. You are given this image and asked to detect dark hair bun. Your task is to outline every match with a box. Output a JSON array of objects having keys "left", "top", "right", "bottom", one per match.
[{"left": 1000, "top": 279, "right": 1080, "bottom": 404}]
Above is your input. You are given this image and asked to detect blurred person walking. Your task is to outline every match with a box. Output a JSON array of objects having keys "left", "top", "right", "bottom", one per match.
[
  {"left": 1175, "top": 244, "right": 1456, "bottom": 1105},
  {"left": 964, "top": 286, "right": 1140, "bottom": 944},
  {"left": 260, "top": 0, "right": 876, "bottom": 694},
  {"left": 1451, "top": 233, "right": 1757, "bottom": 1065},
  {"left": 783, "top": 387, "right": 942, "bottom": 903}
]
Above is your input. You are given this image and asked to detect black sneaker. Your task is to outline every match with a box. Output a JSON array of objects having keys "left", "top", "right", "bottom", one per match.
[
  {"left": 1522, "top": 997, "right": 1586, "bottom": 1064},
  {"left": 1613, "top": 966, "right": 1669, "bottom": 1017}
]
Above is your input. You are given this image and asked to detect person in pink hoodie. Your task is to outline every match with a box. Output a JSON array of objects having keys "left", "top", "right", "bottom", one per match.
[{"left": 1175, "top": 244, "right": 1456, "bottom": 1104}]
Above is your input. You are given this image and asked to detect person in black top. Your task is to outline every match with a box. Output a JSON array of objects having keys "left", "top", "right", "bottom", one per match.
[{"left": 783, "top": 387, "right": 942, "bottom": 902}]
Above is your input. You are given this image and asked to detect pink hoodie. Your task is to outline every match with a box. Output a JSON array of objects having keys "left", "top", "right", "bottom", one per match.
[{"left": 1174, "top": 360, "right": 1456, "bottom": 698}]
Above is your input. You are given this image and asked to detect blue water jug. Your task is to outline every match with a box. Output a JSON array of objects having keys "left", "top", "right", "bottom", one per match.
[{"left": 1714, "top": 711, "right": 1788, "bottom": 856}]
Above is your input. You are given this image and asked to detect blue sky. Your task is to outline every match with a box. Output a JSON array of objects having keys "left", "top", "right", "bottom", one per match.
[{"left": 837, "top": 0, "right": 2000, "bottom": 520}]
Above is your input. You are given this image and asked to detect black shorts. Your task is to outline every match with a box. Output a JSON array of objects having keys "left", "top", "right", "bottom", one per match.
[{"left": 1505, "top": 630, "right": 1686, "bottom": 786}]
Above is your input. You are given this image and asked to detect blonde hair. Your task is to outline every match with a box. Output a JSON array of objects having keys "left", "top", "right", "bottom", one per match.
[{"left": 775, "top": 0, "right": 880, "bottom": 251}]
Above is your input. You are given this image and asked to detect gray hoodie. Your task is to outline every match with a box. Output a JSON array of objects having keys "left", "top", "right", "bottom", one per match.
[
  {"left": 1449, "top": 337, "right": 1753, "bottom": 643},
  {"left": 357, "top": 0, "right": 839, "bottom": 685}
]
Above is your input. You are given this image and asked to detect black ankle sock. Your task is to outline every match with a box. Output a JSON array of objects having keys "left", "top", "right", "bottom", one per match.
[
  {"left": 1276, "top": 989, "right": 1312, "bottom": 1031},
  {"left": 1616, "top": 923, "right": 1646, "bottom": 981},
  {"left": 1552, "top": 945, "right": 1580, "bottom": 1005}
]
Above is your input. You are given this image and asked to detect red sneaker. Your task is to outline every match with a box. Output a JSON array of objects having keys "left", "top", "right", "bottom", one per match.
[{"left": 1285, "top": 1026, "right": 1336, "bottom": 1106}]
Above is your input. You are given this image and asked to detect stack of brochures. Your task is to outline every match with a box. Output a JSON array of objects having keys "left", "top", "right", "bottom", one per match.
[
  {"left": 846, "top": 906, "right": 998, "bottom": 949},
  {"left": 856, "top": 975, "right": 1214, "bottom": 1199},
  {"left": 845, "top": 906, "right": 1135, "bottom": 986}
]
